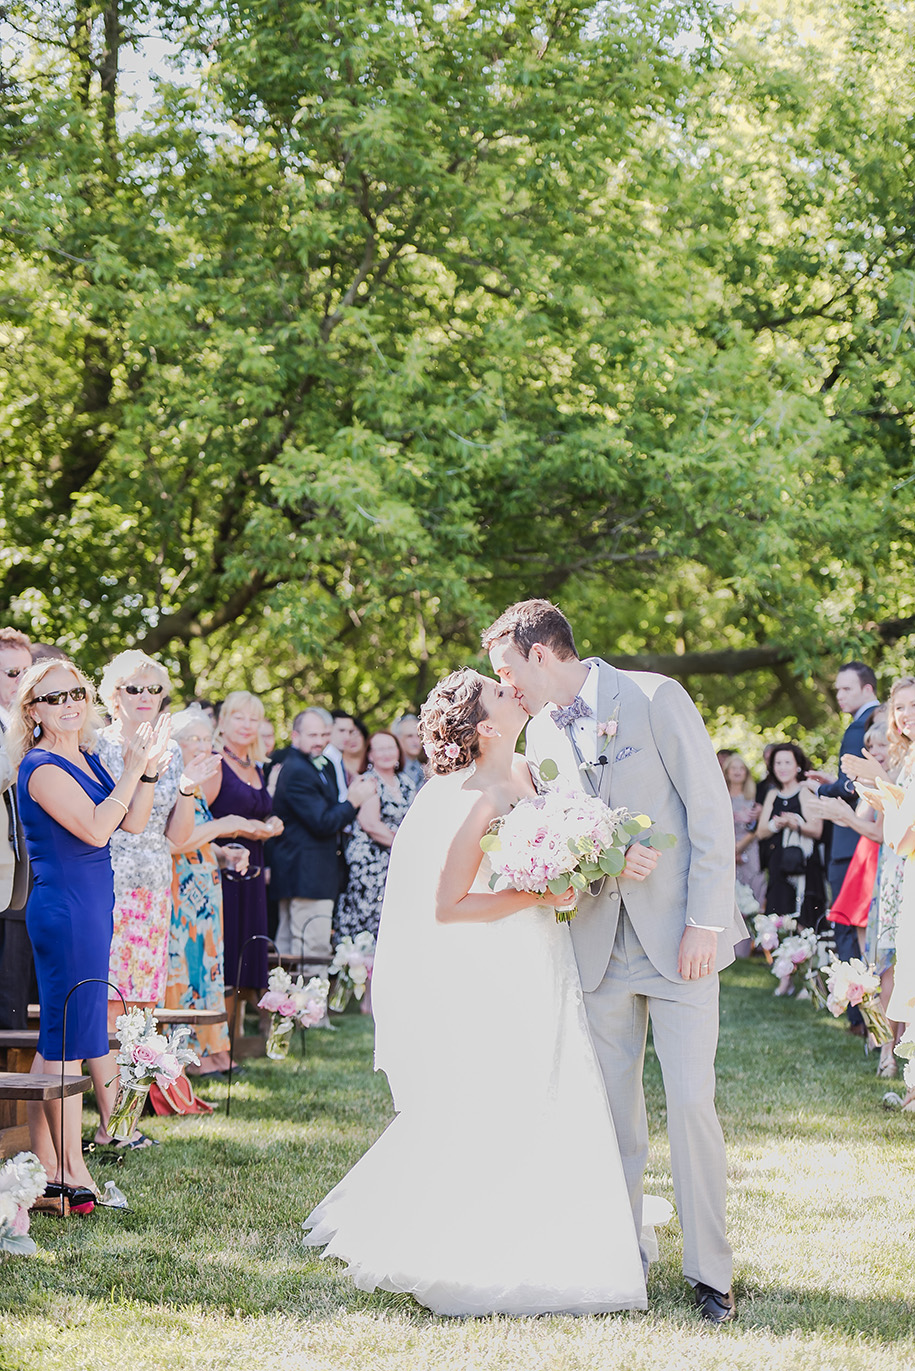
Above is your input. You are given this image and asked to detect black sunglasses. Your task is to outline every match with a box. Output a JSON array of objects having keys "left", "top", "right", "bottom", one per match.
[
  {"left": 122, "top": 684, "right": 164, "bottom": 696},
  {"left": 31, "top": 687, "right": 88, "bottom": 706}
]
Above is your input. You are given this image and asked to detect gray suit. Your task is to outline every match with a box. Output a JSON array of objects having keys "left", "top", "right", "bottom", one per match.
[{"left": 526, "top": 659, "right": 744, "bottom": 1292}]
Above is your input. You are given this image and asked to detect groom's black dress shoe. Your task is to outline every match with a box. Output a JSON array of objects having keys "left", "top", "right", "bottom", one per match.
[{"left": 693, "top": 1283, "right": 737, "bottom": 1324}]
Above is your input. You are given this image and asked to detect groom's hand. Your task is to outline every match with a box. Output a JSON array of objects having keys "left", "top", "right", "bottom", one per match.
[
  {"left": 678, "top": 927, "right": 718, "bottom": 981},
  {"left": 621, "top": 844, "right": 659, "bottom": 881}
]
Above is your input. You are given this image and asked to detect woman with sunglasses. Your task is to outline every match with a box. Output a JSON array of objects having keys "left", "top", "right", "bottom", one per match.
[
  {"left": 95, "top": 651, "right": 221, "bottom": 1148},
  {"left": 9, "top": 658, "right": 170, "bottom": 1209}
]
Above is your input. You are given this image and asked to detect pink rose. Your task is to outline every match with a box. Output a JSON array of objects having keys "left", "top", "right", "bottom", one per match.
[
  {"left": 279, "top": 998, "right": 298, "bottom": 1017},
  {"left": 10, "top": 1206, "right": 29, "bottom": 1237},
  {"left": 444, "top": 742, "right": 461, "bottom": 759},
  {"left": 598, "top": 720, "right": 619, "bottom": 738},
  {"left": 132, "top": 1044, "right": 157, "bottom": 1067},
  {"left": 847, "top": 983, "right": 866, "bottom": 1006},
  {"left": 157, "top": 1053, "right": 181, "bottom": 1084},
  {"left": 259, "top": 990, "right": 286, "bottom": 1013}
]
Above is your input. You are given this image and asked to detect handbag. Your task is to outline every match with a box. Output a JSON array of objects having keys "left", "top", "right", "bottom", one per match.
[
  {"left": 148, "top": 1073, "right": 214, "bottom": 1117},
  {"left": 780, "top": 825, "right": 811, "bottom": 876}
]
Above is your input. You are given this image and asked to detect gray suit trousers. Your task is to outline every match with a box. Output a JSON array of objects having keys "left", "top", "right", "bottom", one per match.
[{"left": 585, "top": 910, "right": 733, "bottom": 1293}]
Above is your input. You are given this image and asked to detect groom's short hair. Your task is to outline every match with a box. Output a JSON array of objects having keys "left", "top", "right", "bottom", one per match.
[{"left": 481, "top": 600, "right": 578, "bottom": 661}]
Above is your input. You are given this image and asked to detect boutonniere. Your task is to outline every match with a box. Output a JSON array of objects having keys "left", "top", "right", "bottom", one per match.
[
  {"left": 582, "top": 707, "right": 621, "bottom": 770},
  {"left": 313, "top": 755, "right": 329, "bottom": 772}
]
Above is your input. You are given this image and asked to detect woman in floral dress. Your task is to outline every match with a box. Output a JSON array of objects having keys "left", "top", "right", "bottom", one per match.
[
  {"left": 337, "top": 733, "right": 417, "bottom": 1013},
  {"left": 165, "top": 707, "right": 273, "bottom": 1076},
  {"left": 94, "top": 652, "right": 220, "bottom": 1145}
]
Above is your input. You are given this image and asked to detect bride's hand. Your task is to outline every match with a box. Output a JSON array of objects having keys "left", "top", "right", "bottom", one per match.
[{"left": 538, "top": 886, "right": 576, "bottom": 908}]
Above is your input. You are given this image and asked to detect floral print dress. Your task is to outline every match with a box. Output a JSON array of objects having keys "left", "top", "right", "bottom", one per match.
[
  {"left": 164, "top": 795, "right": 230, "bottom": 1059},
  {"left": 337, "top": 773, "right": 417, "bottom": 941},
  {"left": 98, "top": 732, "right": 182, "bottom": 1003}
]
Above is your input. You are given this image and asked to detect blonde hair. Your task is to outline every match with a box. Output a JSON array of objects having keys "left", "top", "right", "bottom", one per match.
[
  {"left": 419, "top": 670, "right": 488, "bottom": 776},
  {"left": 8, "top": 660, "right": 102, "bottom": 765},
  {"left": 215, "top": 691, "right": 267, "bottom": 764},
  {"left": 722, "top": 752, "right": 755, "bottom": 800},
  {"left": 170, "top": 705, "right": 214, "bottom": 741},
  {"left": 99, "top": 650, "right": 171, "bottom": 715},
  {"left": 887, "top": 678, "right": 915, "bottom": 774}
]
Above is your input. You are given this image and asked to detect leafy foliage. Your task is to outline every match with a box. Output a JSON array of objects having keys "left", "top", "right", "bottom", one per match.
[{"left": 1, "top": 0, "right": 913, "bottom": 732}]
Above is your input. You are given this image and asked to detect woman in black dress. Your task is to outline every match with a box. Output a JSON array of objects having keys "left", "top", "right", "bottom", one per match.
[{"left": 757, "top": 742, "right": 826, "bottom": 942}]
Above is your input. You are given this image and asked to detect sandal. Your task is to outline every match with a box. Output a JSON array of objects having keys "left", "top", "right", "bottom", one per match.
[{"left": 114, "top": 1132, "right": 160, "bottom": 1151}]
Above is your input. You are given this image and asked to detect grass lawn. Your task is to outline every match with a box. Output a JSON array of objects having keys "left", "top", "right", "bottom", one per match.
[{"left": 1, "top": 960, "right": 914, "bottom": 1371}]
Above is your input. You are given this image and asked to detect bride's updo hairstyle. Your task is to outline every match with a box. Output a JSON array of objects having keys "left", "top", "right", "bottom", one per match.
[{"left": 420, "top": 669, "right": 488, "bottom": 776}]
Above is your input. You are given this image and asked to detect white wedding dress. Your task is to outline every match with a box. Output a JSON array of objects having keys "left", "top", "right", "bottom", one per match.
[{"left": 303, "top": 767, "right": 664, "bottom": 1316}]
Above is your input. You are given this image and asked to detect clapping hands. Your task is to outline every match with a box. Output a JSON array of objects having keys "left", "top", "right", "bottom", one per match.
[
  {"left": 180, "top": 752, "right": 223, "bottom": 788},
  {"left": 123, "top": 714, "right": 172, "bottom": 778}
]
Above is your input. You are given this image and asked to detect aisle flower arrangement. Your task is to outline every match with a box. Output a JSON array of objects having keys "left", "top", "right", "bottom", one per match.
[
  {"left": 0, "top": 1152, "right": 47, "bottom": 1257},
  {"left": 328, "top": 933, "right": 375, "bottom": 1012},
  {"left": 819, "top": 958, "right": 892, "bottom": 1044},
  {"left": 894, "top": 1026, "right": 915, "bottom": 1088},
  {"left": 258, "top": 968, "right": 329, "bottom": 1060},
  {"left": 109, "top": 1009, "right": 199, "bottom": 1139},
  {"left": 753, "top": 913, "right": 797, "bottom": 956},
  {"left": 770, "top": 928, "right": 823, "bottom": 995},
  {"left": 481, "top": 760, "right": 675, "bottom": 923}
]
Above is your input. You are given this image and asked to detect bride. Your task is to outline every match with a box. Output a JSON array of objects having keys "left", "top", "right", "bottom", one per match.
[{"left": 303, "top": 669, "right": 666, "bottom": 1316}]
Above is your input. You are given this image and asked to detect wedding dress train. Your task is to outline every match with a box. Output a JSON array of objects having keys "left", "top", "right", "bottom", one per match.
[{"left": 303, "top": 768, "right": 666, "bottom": 1316}]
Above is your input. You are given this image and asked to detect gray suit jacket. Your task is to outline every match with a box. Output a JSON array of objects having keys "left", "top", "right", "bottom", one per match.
[{"left": 525, "top": 659, "right": 745, "bottom": 990}]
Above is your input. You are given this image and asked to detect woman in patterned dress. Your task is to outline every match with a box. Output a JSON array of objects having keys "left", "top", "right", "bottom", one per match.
[
  {"left": 336, "top": 732, "right": 417, "bottom": 1014},
  {"left": 94, "top": 652, "right": 220, "bottom": 1146},
  {"left": 165, "top": 707, "right": 273, "bottom": 1076}
]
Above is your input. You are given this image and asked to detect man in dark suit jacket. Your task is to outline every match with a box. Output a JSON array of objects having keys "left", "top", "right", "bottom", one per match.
[
  {"left": 805, "top": 662, "right": 879, "bottom": 1028},
  {"left": 270, "top": 708, "right": 375, "bottom": 973}
]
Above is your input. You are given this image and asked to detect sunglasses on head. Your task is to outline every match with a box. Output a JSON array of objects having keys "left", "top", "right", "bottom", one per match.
[
  {"left": 31, "top": 687, "right": 88, "bottom": 707},
  {"left": 2, "top": 667, "right": 24, "bottom": 679},
  {"left": 122, "top": 684, "right": 164, "bottom": 696}
]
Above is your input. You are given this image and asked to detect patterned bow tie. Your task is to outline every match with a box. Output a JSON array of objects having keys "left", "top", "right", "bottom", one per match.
[{"left": 551, "top": 697, "right": 593, "bottom": 730}]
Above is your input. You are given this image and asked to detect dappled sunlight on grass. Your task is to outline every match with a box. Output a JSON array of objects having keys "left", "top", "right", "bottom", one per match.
[{"left": 3, "top": 967, "right": 915, "bottom": 1368}]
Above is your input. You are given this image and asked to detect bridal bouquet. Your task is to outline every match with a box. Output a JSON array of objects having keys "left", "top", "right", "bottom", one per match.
[
  {"left": 258, "top": 968, "right": 329, "bottom": 1060},
  {"left": 481, "top": 777, "right": 674, "bottom": 923},
  {"left": 820, "top": 958, "right": 891, "bottom": 1044},
  {"left": 328, "top": 932, "right": 375, "bottom": 1013},
  {"left": 109, "top": 1009, "right": 200, "bottom": 1139},
  {"left": 0, "top": 1153, "right": 48, "bottom": 1257}
]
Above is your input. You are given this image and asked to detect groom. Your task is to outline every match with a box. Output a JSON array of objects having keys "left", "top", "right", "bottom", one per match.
[{"left": 483, "top": 600, "right": 744, "bottom": 1324}]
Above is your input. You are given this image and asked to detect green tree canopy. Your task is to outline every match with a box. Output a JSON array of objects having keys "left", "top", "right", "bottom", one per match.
[{"left": 1, "top": 0, "right": 913, "bottom": 740}]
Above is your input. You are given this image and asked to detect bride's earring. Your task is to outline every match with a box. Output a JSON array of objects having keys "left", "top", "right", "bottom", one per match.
[{"left": 32, "top": 722, "right": 41, "bottom": 739}]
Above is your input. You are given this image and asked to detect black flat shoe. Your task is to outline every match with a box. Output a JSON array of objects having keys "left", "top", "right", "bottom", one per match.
[
  {"left": 44, "top": 1183, "right": 96, "bottom": 1215},
  {"left": 693, "top": 1282, "right": 737, "bottom": 1324}
]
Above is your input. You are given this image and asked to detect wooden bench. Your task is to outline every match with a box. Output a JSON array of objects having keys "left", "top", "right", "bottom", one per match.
[
  {"left": 152, "top": 1008, "right": 228, "bottom": 1027},
  {"left": 0, "top": 1073, "right": 92, "bottom": 1160}
]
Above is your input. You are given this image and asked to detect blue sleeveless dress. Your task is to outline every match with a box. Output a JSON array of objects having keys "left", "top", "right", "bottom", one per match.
[{"left": 17, "top": 748, "right": 116, "bottom": 1060}]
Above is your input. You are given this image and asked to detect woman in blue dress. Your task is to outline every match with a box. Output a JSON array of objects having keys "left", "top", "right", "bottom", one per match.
[{"left": 10, "top": 659, "right": 169, "bottom": 1210}]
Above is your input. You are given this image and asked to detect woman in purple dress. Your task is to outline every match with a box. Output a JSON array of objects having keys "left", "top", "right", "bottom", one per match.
[{"left": 201, "top": 692, "right": 283, "bottom": 994}]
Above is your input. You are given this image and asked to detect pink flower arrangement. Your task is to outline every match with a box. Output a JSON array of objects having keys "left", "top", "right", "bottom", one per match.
[
  {"left": 444, "top": 742, "right": 461, "bottom": 759},
  {"left": 257, "top": 967, "right": 329, "bottom": 1028},
  {"left": 481, "top": 779, "right": 674, "bottom": 923}
]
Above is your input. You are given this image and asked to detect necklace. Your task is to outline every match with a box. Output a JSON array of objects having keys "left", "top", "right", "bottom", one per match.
[{"left": 223, "top": 745, "right": 254, "bottom": 768}]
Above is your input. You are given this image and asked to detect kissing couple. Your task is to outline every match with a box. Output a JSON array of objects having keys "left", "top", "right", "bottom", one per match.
[{"left": 303, "top": 599, "right": 745, "bottom": 1321}]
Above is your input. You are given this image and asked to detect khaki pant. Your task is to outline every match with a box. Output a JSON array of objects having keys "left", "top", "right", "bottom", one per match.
[{"left": 276, "top": 898, "right": 333, "bottom": 976}]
